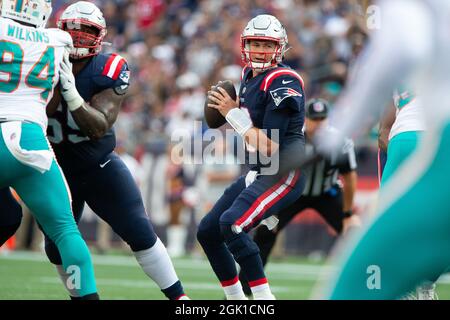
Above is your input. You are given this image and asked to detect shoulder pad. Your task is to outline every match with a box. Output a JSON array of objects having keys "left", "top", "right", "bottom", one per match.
[
  {"left": 260, "top": 68, "right": 305, "bottom": 92},
  {"left": 102, "top": 53, "right": 128, "bottom": 80}
]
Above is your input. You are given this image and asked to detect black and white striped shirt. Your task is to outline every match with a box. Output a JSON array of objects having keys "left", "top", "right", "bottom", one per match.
[{"left": 302, "top": 127, "right": 357, "bottom": 197}]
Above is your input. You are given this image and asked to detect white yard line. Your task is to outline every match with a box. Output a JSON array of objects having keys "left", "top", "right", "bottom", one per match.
[
  {"left": 37, "top": 277, "right": 296, "bottom": 293},
  {"left": 0, "top": 250, "right": 331, "bottom": 273},
  {"left": 3, "top": 250, "right": 450, "bottom": 285}
]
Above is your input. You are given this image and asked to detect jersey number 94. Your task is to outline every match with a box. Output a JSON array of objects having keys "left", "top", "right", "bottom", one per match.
[{"left": 0, "top": 40, "right": 55, "bottom": 101}]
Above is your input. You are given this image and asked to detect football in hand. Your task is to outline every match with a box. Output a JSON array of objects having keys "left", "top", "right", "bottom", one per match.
[{"left": 204, "top": 80, "right": 237, "bottom": 128}]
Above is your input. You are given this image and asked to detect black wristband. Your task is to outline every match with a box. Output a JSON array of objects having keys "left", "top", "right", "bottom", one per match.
[{"left": 343, "top": 210, "right": 353, "bottom": 218}]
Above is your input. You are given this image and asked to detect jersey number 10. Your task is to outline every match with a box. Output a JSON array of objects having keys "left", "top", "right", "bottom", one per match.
[{"left": 0, "top": 40, "right": 55, "bottom": 101}]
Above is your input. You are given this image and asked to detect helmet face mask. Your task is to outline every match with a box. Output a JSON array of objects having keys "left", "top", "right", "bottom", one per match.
[
  {"left": 0, "top": 0, "right": 52, "bottom": 28},
  {"left": 242, "top": 37, "right": 282, "bottom": 71},
  {"left": 57, "top": 1, "right": 107, "bottom": 60},
  {"left": 240, "top": 15, "right": 288, "bottom": 72}
]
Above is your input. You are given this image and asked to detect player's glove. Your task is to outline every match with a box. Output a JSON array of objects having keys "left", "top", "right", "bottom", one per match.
[{"left": 59, "top": 51, "right": 84, "bottom": 111}]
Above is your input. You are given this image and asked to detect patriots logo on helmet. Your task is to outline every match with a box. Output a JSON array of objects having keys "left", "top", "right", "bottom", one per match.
[{"left": 270, "top": 87, "right": 302, "bottom": 106}]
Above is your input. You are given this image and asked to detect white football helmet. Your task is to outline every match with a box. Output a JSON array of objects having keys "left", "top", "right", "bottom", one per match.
[
  {"left": 241, "top": 14, "right": 288, "bottom": 71},
  {"left": 0, "top": 0, "right": 52, "bottom": 28},
  {"left": 57, "top": 1, "right": 107, "bottom": 59}
]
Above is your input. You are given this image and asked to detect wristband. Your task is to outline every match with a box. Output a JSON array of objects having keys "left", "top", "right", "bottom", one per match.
[
  {"left": 66, "top": 94, "right": 84, "bottom": 111},
  {"left": 225, "top": 108, "right": 253, "bottom": 136}
]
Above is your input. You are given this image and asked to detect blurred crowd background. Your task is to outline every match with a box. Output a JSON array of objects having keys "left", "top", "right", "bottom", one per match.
[
  {"left": 46, "top": 0, "right": 373, "bottom": 153},
  {"left": 2, "top": 0, "right": 380, "bottom": 260}
]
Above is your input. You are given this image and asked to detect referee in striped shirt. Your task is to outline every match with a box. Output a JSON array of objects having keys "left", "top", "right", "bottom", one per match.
[{"left": 240, "top": 98, "right": 361, "bottom": 295}]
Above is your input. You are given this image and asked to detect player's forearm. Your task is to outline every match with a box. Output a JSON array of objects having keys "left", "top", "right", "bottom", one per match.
[
  {"left": 47, "top": 88, "right": 62, "bottom": 117},
  {"left": 69, "top": 88, "right": 122, "bottom": 140},
  {"left": 243, "top": 127, "right": 279, "bottom": 157},
  {"left": 224, "top": 108, "right": 280, "bottom": 156},
  {"left": 342, "top": 171, "right": 357, "bottom": 212},
  {"left": 70, "top": 103, "right": 110, "bottom": 140},
  {"left": 378, "top": 127, "right": 390, "bottom": 152}
]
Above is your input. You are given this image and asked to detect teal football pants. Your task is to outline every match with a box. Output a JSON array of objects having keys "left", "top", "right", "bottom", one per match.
[
  {"left": 327, "top": 122, "right": 450, "bottom": 299},
  {"left": 381, "top": 131, "right": 422, "bottom": 186},
  {"left": 0, "top": 122, "right": 97, "bottom": 297}
]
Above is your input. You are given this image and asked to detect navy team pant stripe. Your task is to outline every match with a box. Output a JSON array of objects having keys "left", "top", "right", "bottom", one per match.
[{"left": 235, "top": 170, "right": 300, "bottom": 231}]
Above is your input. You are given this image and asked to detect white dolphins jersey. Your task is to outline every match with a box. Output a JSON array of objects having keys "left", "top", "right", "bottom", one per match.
[
  {"left": 389, "top": 87, "right": 426, "bottom": 140},
  {"left": 0, "top": 17, "right": 72, "bottom": 130}
]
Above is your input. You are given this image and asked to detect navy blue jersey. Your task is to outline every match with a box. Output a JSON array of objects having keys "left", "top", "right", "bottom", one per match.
[
  {"left": 239, "top": 64, "right": 305, "bottom": 171},
  {"left": 47, "top": 53, "right": 130, "bottom": 175}
]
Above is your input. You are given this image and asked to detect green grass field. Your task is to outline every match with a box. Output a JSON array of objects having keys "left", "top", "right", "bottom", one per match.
[{"left": 1, "top": 250, "right": 449, "bottom": 300}]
